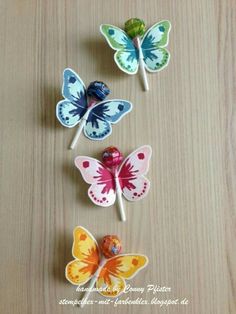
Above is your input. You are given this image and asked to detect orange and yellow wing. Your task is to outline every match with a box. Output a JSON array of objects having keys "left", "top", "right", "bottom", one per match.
[
  {"left": 65, "top": 226, "right": 100, "bottom": 285},
  {"left": 96, "top": 254, "right": 148, "bottom": 297}
]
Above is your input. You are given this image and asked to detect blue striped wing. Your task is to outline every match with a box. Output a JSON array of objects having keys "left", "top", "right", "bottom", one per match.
[
  {"left": 56, "top": 68, "right": 88, "bottom": 128},
  {"left": 100, "top": 24, "right": 139, "bottom": 74},
  {"left": 84, "top": 100, "right": 132, "bottom": 140},
  {"left": 141, "top": 21, "right": 171, "bottom": 72}
]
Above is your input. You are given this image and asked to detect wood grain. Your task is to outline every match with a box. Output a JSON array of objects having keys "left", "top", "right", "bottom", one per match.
[{"left": 0, "top": 0, "right": 235, "bottom": 313}]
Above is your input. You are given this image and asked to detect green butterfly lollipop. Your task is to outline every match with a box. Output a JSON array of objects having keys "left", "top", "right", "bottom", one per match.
[{"left": 100, "top": 18, "right": 171, "bottom": 91}]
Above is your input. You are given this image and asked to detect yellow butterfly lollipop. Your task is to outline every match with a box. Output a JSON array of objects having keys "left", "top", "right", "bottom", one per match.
[{"left": 65, "top": 226, "right": 148, "bottom": 307}]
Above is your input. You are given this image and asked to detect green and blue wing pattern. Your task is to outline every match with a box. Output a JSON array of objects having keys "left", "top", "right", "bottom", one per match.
[
  {"left": 141, "top": 21, "right": 171, "bottom": 72},
  {"left": 100, "top": 24, "right": 139, "bottom": 74}
]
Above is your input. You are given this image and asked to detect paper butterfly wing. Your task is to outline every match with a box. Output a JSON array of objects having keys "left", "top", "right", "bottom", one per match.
[
  {"left": 84, "top": 100, "right": 132, "bottom": 140},
  {"left": 56, "top": 100, "right": 85, "bottom": 128},
  {"left": 141, "top": 20, "right": 171, "bottom": 72},
  {"left": 118, "top": 145, "right": 152, "bottom": 201},
  {"left": 56, "top": 68, "right": 87, "bottom": 128},
  {"left": 100, "top": 24, "right": 139, "bottom": 74},
  {"left": 121, "top": 176, "right": 150, "bottom": 201},
  {"left": 65, "top": 226, "right": 100, "bottom": 285},
  {"left": 96, "top": 254, "right": 148, "bottom": 297},
  {"left": 75, "top": 157, "right": 116, "bottom": 206},
  {"left": 62, "top": 68, "right": 87, "bottom": 106}
]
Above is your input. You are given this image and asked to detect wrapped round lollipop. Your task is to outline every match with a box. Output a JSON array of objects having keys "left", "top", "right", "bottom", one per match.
[
  {"left": 65, "top": 226, "right": 148, "bottom": 307},
  {"left": 56, "top": 68, "right": 132, "bottom": 149},
  {"left": 75, "top": 145, "right": 152, "bottom": 221},
  {"left": 100, "top": 18, "right": 171, "bottom": 91}
]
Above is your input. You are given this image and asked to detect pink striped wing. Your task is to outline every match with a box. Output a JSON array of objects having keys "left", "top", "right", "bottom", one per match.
[
  {"left": 75, "top": 157, "right": 116, "bottom": 207},
  {"left": 117, "top": 146, "right": 152, "bottom": 201}
]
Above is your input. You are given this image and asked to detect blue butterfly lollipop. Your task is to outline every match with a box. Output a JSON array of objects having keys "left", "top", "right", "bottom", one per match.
[
  {"left": 100, "top": 18, "right": 171, "bottom": 91},
  {"left": 56, "top": 68, "right": 132, "bottom": 149}
]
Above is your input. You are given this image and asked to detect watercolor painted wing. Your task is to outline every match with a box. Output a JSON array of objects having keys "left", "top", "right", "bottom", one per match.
[
  {"left": 100, "top": 24, "right": 139, "bottom": 74},
  {"left": 141, "top": 21, "right": 171, "bottom": 72},
  {"left": 118, "top": 145, "right": 152, "bottom": 201},
  {"left": 56, "top": 68, "right": 87, "bottom": 128},
  {"left": 75, "top": 156, "right": 116, "bottom": 206},
  {"left": 96, "top": 254, "right": 148, "bottom": 297},
  {"left": 65, "top": 226, "right": 100, "bottom": 285},
  {"left": 84, "top": 100, "right": 132, "bottom": 140}
]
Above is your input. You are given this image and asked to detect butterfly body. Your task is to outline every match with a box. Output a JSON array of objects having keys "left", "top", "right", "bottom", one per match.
[
  {"left": 56, "top": 69, "right": 132, "bottom": 148},
  {"left": 65, "top": 226, "right": 148, "bottom": 305}
]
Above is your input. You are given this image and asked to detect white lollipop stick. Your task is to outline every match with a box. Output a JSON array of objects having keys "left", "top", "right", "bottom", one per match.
[
  {"left": 80, "top": 258, "right": 106, "bottom": 308},
  {"left": 114, "top": 176, "right": 126, "bottom": 221},
  {"left": 69, "top": 110, "right": 90, "bottom": 150},
  {"left": 135, "top": 37, "right": 149, "bottom": 91}
]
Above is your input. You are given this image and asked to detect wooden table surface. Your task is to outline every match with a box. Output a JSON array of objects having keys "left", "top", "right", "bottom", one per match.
[{"left": 0, "top": 0, "right": 235, "bottom": 313}]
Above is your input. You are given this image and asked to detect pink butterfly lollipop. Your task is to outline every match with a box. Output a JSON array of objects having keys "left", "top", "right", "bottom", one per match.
[{"left": 75, "top": 145, "right": 152, "bottom": 221}]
